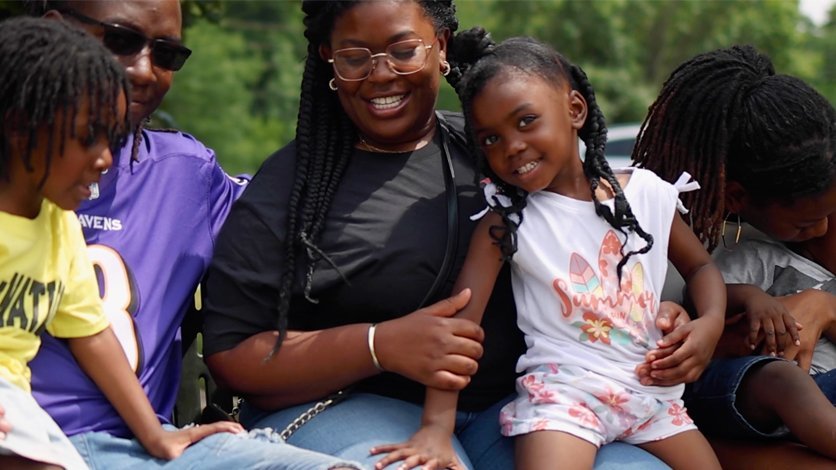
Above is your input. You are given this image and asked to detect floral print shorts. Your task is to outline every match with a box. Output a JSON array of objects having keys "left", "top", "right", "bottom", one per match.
[{"left": 499, "top": 363, "right": 696, "bottom": 446}]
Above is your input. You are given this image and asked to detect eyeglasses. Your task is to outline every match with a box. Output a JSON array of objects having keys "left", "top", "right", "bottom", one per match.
[
  {"left": 328, "top": 38, "right": 434, "bottom": 81},
  {"left": 59, "top": 9, "right": 192, "bottom": 71}
]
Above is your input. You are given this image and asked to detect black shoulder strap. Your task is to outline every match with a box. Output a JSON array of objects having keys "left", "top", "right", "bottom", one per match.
[{"left": 416, "top": 112, "right": 461, "bottom": 309}]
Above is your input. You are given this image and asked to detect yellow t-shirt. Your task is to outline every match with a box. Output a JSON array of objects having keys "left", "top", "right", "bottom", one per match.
[{"left": 0, "top": 200, "right": 109, "bottom": 391}]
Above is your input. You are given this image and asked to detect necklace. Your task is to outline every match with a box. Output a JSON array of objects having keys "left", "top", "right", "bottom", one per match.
[{"left": 357, "top": 135, "right": 410, "bottom": 154}]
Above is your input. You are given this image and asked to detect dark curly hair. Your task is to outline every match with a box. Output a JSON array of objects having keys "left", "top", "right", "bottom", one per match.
[
  {"left": 633, "top": 44, "right": 836, "bottom": 251},
  {"left": 0, "top": 16, "right": 129, "bottom": 185},
  {"left": 447, "top": 28, "right": 653, "bottom": 279},
  {"left": 271, "top": 0, "right": 460, "bottom": 350}
]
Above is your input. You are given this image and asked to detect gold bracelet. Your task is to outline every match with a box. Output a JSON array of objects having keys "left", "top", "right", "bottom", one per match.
[{"left": 367, "top": 323, "right": 384, "bottom": 371}]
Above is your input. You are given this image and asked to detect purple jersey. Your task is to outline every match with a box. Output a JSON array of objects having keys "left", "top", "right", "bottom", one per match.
[{"left": 29, "top": 129, "right": 247, "bottom": 438}]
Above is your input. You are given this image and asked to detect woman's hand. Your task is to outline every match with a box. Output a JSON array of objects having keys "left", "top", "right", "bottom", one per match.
[
  {"left": 375, "top": 289, "right": 485, "bottom": 391},
  {"left": 636, "top": 302, "right": 722, "bottom": 386},
  {"left": 370, "top": 424, "right": 464, "bottom": 470},
  {"left": 141, "top": 422, "right": 244, "bottom": 460},
  {"left": 774, "top": 289, "right": 836, "bottom": 372}
]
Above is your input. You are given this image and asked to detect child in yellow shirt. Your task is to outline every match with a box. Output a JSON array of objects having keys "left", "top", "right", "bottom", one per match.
[{"left": 0, "top": 16, "right": 242, "bottom": 469}]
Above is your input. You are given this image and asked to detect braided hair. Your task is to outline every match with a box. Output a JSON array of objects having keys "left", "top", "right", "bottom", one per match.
[
  {"left": 448, "top": 28, "right": 653, "bottom": 278},
  {"left": 0, "top": 16, "right": 129, "bottom": 185},
  {"left": 270, "top": 0, "right": 460, "bottom": 349},
  {"left": 633, "top": 45, "right": 836, "bottom": 251}
]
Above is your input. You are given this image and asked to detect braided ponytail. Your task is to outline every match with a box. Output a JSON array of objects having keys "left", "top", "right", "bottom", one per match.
[{"left": 633, "top": 44, "right": 835, "bottom": 250}]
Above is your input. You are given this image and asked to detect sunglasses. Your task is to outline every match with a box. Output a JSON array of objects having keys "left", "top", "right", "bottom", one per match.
[{"left": 60, "top": 9, "right": 192, "bottom": 71}]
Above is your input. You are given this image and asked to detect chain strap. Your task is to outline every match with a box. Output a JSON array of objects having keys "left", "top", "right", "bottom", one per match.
[{"left": 279, "top": 389, "right": 348, "bottom": 441}]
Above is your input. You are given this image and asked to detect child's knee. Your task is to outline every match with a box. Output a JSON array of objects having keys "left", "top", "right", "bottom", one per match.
[{"left": 742, "top": 359, "right": 811, "bottom": 400}]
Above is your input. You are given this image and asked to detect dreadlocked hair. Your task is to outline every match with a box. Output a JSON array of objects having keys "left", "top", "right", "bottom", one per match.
[
  {"left": 0, "top": 16, "right": 129, "bottom": 185},
  {"left": 268, "top": 0, "right": 460, "bottom": 353},
  {"left": 448, "top": 28, "right": 653, "bottom": 278},
  {"left": 633, "top": 44, "right": 836, "bottom": 251}
]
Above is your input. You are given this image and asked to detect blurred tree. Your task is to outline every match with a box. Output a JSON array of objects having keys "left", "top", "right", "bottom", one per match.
[
  {"left": 158, "top": 20, "right": 290, "bottom": 175},
  {"left": 2, "top": 0, "right": 831, "bottom": 174},
  {"left": 455, "top": 0, "right": 814, "bottom": 124},
  {"left": 160, "top": 1, "right": 304, "bottom": 174}
]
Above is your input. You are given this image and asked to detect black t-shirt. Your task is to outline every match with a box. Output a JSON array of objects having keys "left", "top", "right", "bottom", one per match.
[{"left": 203, "top": 112, "right": 525, "bottom": 411}]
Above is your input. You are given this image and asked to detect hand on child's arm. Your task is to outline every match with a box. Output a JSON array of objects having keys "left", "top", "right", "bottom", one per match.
[
  {"left": 774, "top": 289, "right": 836, "bottom": 372},
  {"left": 636, "top": 301, "right": 692, "bottom": 381},
  {"left": 647, "top": 301, "right": 692, "bottom": 356},
  {"left": 637, "top": 311, "right": 722, "bottom": 386},
  {"left": 369, "top": 424, "right": 463, "bottom": 470},
  {"left": 375, "top": 289, "right": 484, "bottom": 391},
  {"left": 141, "top": 422, "right": 243, "bottom": 460},
  {"left": 653, "top": 217, "right": 725, "bottom": 385},
  {"left": 738, "top": 286, "right": 801, "bottom": 356}
]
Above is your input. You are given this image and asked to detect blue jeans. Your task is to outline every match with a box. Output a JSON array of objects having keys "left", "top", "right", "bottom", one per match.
[
  {"left": 241, "top": 393, "right": 669, "bottom": 470},
  {"left": 69, "top": 424, "right": 361, "bottom": 469}
]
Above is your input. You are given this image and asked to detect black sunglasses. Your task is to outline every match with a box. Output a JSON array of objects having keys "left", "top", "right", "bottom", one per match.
[{"left": 60, "top": 9, "right": 192, "bottom": 71}]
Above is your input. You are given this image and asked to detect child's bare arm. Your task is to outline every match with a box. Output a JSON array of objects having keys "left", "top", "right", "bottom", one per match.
[
  {"left": 640, "top": 214, "right": 725, "bottom": 385},
  {"left": 371, "top": 213, "right": 505, "bottom": 470},
  {"left": 68, "top": 327, "right": 243, "bottom": 460}
]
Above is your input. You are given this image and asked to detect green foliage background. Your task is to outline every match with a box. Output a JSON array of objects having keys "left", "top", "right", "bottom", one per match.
[{"left": 1, "top": 0, "right": 833, "bottom": 175}]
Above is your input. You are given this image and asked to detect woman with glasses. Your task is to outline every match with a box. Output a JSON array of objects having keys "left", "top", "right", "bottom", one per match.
[
  {"left": 202, "top": 1, "right": 672, "bottom": 468},
  {"left": 21, "top": 1, "right": 361, "bottom": 469}
]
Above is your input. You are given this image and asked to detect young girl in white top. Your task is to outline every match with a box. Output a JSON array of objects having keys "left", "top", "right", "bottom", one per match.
[{"left": 372, "top": 30, "right": 726, "bottom": 470}]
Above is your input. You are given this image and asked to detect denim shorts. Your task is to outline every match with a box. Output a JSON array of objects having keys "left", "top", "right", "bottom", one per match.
[{"left": 683, "top": 355, "right": 788, "bottom": 439}]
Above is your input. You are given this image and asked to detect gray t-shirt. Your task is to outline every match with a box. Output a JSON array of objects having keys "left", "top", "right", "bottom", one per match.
[{"left": 714, "top": 238, "right": 836, "bottom": 374}]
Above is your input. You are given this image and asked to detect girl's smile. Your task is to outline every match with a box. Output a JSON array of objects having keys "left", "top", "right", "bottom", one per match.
[{"left": 515, "top": 159, "right": 541, "bottom": 175}]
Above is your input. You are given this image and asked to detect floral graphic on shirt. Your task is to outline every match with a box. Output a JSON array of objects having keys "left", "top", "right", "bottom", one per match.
[
  {"left": 556, "top": 230, "right": 657, "bottom": 347},
  {"left": 577, "top": 311, "right": 614, "bottom": 344}
]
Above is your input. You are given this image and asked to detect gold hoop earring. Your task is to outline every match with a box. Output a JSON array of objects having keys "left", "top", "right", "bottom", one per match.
[
  {"left": 440, "top": 61, "right": 451, "bottom": 77},
  {"left": 328, "top": 78, "right": 337, "bottom": 91},
  {"left": 721, "top": 212, "right": 742, "bottom": 247}
]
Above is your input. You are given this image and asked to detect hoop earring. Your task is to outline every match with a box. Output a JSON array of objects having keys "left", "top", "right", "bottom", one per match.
[
  {"left": 328, "top": 78, "right": 337, "bottom": 91},
  {"left": 440, "top": 61, "right": 451, "bottom": 77},
  {"left": 721, "top": 212, "right": 742, "bottom": 247}
]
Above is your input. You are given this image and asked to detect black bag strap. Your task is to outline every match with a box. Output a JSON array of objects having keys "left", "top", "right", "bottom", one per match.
[{"left": 416, "top": 112, "right": 461, "bottom": 309}]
